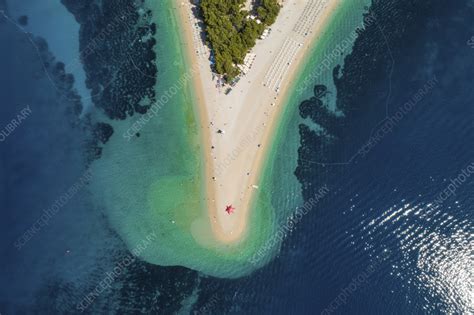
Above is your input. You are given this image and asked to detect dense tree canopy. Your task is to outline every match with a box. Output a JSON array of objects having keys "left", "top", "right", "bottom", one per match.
[{"left": 201, "top": 0, "right": 280, "bottom": 81}]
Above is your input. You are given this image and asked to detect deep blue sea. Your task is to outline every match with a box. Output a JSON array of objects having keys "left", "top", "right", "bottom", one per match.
[{"left": 1, "top": 0, "right": 473, "bottom": 314}]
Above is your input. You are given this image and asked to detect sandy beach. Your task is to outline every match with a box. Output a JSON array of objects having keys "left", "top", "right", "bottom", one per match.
[{"left": 175, "top": 0, "right": 341, "bottom": 244}]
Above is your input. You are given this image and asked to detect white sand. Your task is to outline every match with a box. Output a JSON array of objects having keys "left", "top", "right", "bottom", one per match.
[{"left": 176, "top": 0, "right": 341, "bottom": 243}]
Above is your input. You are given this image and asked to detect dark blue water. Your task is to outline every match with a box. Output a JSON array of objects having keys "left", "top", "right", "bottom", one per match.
[
  {"left": 1, "top": 0, "right": 473, "bottom": 314},
  {"left": 0, "top": 4, "right": 122, "bottom": 312},
  {"left": 257, "top": 0, "right": 474, "bottom": 314},
  {"left": 210, "top": 0, "right": 474, "bottom": 314}
]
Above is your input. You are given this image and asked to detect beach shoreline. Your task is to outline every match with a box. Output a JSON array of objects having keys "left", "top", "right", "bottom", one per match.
[{"left": 174, "top": 0, "right": 342, "bottom": 244}]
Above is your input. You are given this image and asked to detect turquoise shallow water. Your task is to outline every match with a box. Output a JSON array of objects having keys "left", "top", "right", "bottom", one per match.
[
  {"left": 87, "top": 0, "right": 372, "bottom": 278},
  {"left": 260, "top": 0, "right": 372, "bottom": 227}
]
